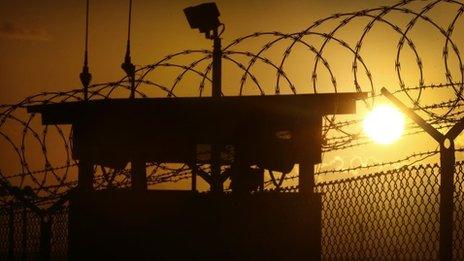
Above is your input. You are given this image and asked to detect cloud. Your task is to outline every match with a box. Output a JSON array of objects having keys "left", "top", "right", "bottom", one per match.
[{"left": 0, "top": 21, "right": 51, "bottom": 41}]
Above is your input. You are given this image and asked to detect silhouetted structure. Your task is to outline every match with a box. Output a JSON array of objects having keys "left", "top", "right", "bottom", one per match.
[
  {"left": 3, "top": 0, "right": 464, "bottom": 259},
  {"left": 27, "top": 93, "right": 365, "bottom": 259}
]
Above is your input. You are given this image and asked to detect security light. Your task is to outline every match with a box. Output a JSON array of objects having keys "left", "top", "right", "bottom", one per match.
[{"left": 184, "top": 2, "right": 221, "bottom": 36}]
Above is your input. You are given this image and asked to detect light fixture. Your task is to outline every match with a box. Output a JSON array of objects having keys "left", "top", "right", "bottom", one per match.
[{"left": 184, "top": 2, "right": 221, "bottom": 38}]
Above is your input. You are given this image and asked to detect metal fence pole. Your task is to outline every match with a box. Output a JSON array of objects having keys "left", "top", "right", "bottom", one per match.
[
  {"left": 8, "top": 204, "right": 14, "bottom": 261},
  {"left": 21, "top": 206, "right": 27, "bottom": 261},
  {"left": 381, "top": 88, "right": 463, "bottom": 261},
  {"left": 440, "top": 140, "right": 455, "bottom": 261},
  {"left": 39, "top": 215, "right": 52, "bottom": 261}
]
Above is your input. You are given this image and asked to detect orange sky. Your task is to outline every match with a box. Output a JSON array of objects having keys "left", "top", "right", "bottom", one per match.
[
  {"left": 1, "top": 0, "right": 464, "bottom": 191},
  {"left": 0, "top": 0, "right": 394, "bottom": 104}
]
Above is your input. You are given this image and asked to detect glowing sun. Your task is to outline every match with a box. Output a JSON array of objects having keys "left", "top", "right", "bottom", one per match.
[{"left": 363, "top": 105, "right": 405, "bottom": 145}]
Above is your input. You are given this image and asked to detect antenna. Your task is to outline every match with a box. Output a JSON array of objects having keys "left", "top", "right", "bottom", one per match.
[
  {"left": 121, "top": 0, "right": 136, "bottom": 99},
  {"left": 80, "top": 0, "right": 92, "bottom": 101}
]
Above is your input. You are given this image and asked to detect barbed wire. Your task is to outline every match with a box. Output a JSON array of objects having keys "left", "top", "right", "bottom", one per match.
[
  {"left": 316, "top": 149, "right": 440, "bottom": 175},
  {"left": 1, "top": 0, "right": 464, "bottom": 207}
]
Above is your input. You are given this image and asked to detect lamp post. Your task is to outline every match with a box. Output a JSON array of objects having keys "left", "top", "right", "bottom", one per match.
[{"left": 184, "top": 2, "right": 224, "bottom": 192}]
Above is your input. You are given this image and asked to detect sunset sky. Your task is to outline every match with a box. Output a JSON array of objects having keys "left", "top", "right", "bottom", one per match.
[
  {"left": 0, "top": 0, "right": 393, "bottom": 103},
  {"left": 2, "top": 3, "right": 463, "bottom": 260},
  {"left": 1, "top": 0, "right": 463, "bottom": 190}
]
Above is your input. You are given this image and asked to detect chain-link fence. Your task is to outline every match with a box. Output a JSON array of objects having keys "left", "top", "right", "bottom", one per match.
[
  {"left": 0, "top": 206, "right": 40, "bottom": 259},
  {"left": 0, "top": 205, "right": 68, "bottom": 260},
  {"left": 453, "top": 162, "right": 464, "bottom": 260},
  {"left": 49, "top": 207, "right": 68, "bottom": 259},
  {"left": 0, "top": 162, "right": 463, "bottom": 260},
  {"left": 316, "top": 161, "right": 464, "bottom": 260}
]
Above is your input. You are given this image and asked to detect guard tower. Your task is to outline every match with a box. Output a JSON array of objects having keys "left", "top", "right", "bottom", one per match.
[
  {"left": 28, "top": 92, "right": 365, "bottom": 259},
  {"left": 26, "top": 2, "right": 366, "bottom": 259}
]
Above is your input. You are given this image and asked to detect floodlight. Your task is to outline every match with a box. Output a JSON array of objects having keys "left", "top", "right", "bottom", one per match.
[
  {"left": 183, "top": 2, "right": 223, "bottom": 98},
  {"left": 184, "top": 2, "right": 221, "bottom": 35}
]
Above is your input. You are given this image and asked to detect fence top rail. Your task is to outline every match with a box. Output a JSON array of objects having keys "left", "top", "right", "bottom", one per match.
[{"left": 315, "top": 161, "right": 448, "bottom": 187}]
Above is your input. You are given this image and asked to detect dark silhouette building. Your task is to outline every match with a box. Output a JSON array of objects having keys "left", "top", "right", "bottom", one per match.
[{"left": 28, "top": 92, "right": 365, "bottom": 259}]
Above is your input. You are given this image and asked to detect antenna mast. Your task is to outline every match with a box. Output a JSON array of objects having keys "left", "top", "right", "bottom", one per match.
[
  {"left": 80, "top": 0, "right": 92, "bottom": 101},
  {"left": 121, "top": 0, "right": 136, "bottom": 99}
]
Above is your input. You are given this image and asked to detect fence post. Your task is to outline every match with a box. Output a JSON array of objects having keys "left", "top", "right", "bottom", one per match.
[
  {"left": 39, "top": 215, "right": 52, "bottom": 261},
  {"left": 440, "top": 140, "right": 455, "bottom": 261},
  {"left": 21, "top": 206, "right": 27, "bottom": 261},
  {"left": 381, "top": 88, "right": 464, "bottom": 261},
  {"left": 8, "top": 204, "right": 14, "bottom": 261}
]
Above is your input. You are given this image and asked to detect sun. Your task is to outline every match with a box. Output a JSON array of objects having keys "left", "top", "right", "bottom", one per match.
[{"left": 363, "top": 104, "right": 405, "bottom": 145}]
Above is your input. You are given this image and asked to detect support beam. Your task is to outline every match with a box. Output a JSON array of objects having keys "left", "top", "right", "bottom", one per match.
[
  {"left": 231, "top": 144, "right": 251, "bottom": 194},
  {"left": 294, "top": 114, "right": 319, "bottom": 195},
  {"left": 381, "top": 88, "right": 443, "bottom": 142},
  {"left": 78, "top": 158, "right": 93, "bottom": 191},
  {"left": 191, "top": 156, "right": 197, "bottom": 192},
  {"left": 299, "top": 162, "right": 314, "bottom": 194},
  {"left": 131, "top": 160, "right": 147, "bottom": 191}
]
